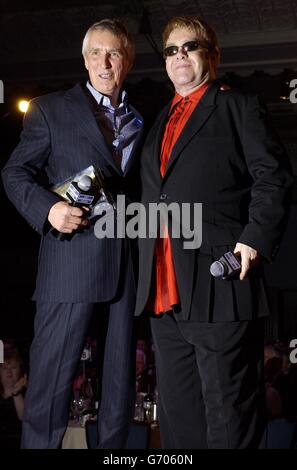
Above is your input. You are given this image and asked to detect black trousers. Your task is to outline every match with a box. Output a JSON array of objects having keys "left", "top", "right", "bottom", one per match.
[{"left": 150, "top": 313, "right": 266, "bottom": 449}]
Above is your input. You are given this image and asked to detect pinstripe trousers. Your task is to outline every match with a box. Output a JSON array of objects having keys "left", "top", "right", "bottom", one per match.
[{"left": 21, "top": 255, "right": 136, "bottom": 449}]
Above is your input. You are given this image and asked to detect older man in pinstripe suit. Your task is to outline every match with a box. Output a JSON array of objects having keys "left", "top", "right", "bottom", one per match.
[{"left": 2, "top": 19, "right": 143, "bottom": 449}]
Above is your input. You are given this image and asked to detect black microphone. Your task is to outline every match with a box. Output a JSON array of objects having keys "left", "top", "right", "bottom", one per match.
[
  {"left": 53, "top": 175, "right": 95, "bottom": 241},
  {"left": 210, "top": 251, "right": 241, "bottom": 280}
]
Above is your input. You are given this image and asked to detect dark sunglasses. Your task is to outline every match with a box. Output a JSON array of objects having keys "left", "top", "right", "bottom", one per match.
[{"left": 163, "top": 40, "right": 210, "bottom": 58}]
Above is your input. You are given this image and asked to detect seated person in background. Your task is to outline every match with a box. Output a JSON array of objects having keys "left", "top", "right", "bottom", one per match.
[
  {"left": 136, "top": 346, "right": 147, "bottom": 393},
  {"left": 265, "top": 357, "right": 284, "bottom": 421},
  {"left": 0, "top": 348, "right": 27, "bottom": 448},
  {"left": 273, "top": 361, "right": 297, "bottom": 423},
  {"left": 264, "top": 343, "right": 281, "bottom": 366}
]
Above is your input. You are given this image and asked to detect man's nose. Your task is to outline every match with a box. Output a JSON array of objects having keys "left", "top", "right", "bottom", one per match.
[
  {"left": 176, "top": 47, "right": 188, "bottom": 59},
  {"left": 100, "top": 54, "right": 112, "bottom": 68}
]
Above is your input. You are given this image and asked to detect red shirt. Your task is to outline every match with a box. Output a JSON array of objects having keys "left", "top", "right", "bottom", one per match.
[{"left": 151, "top": 83, "right": 209, "bottom": 314}]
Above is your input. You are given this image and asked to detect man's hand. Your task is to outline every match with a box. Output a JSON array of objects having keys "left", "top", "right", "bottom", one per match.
[
  {"left": 48, "top": 201, "right": 89, "bottom": 233},
  {"left": 233, "top": 242, "right": 260, "bottom": 280},
  {"left": 12, "top": 374, "right": 27, "bottom": 396}
]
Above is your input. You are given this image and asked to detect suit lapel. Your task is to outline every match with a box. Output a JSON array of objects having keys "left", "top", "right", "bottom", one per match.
[
  {"left": 64, "top": 84, "right": 120, "bottom": 174},
  {"left": 123, "top": 105, "right": 144, "bottom": 175},
  {"left": 150, "top": 104, "right": 171, "bottom": 183},
  {"left": 164, "top": 81, "right": 220, "bottom": 179}
]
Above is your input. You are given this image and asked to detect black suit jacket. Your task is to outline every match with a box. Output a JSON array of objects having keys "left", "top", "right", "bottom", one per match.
[
  {"left": 2, "top": 83, "right": 143, "bottom": 302},
  {"left": 135, "top": 81, "right": 292, "bottom": 321}
]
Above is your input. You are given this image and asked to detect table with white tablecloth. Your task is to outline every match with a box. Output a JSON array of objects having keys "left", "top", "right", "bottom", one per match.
[{"left": 62, "top": 421, "right": 88, "bottom": 449}]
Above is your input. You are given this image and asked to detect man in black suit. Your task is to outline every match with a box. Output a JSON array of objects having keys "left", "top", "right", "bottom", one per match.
[
  {"left": 2, "top": 19, "right": 143, "bottom": 449},
  {"left": 135, "top": 16, "right": 292, "bottom": 448}
]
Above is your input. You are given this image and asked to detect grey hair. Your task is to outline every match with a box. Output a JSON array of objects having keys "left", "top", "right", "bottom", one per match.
[{"left": 82, "top": 18, "right": 135, "bottom": 64}]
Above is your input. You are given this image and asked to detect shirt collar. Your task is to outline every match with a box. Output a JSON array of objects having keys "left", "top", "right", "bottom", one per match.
[
  {"left": 169, "top": 82, "right": 209, "bottom": 114},
  {"left": 86, "top": 81, "right": 128, "bottom": 110}
]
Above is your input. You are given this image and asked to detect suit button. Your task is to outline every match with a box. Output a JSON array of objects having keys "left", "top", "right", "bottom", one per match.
[{"left": 160, "top": 193, "right": 167, "bottom": 200}]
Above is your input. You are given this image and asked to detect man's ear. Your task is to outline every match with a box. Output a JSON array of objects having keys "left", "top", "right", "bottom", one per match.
[
  {"left": 84, "top": 56, "right": 89, "bottom": 71},
  {"left": 128, "top": 61, "right": 134, "bottom": 73},
  {"left": 127, "top": 53, "right": 134, "bottom": 73},
  {"left": 213, "top": 47, "right": 220, "bottom": 67}
]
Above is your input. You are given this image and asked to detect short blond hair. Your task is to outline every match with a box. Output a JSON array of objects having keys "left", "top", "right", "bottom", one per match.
[{"left": 163, "top": 16, "right": 219, "bottom": 52}]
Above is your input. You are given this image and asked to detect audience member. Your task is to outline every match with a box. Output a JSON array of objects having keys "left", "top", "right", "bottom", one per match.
[
  {"left": 136, "top": 345, "right": 147, "bottom": 393},
  {"left": 265, "top": 357, "right": 283, "bottom": 420},
  {"left": 0, "top": 347, "right": 27, "bottom": 448}
]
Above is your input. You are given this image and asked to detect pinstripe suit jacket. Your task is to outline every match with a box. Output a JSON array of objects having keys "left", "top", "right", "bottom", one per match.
[{"left": 2, "top": 83, "right": 143, "bottom": 302}]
